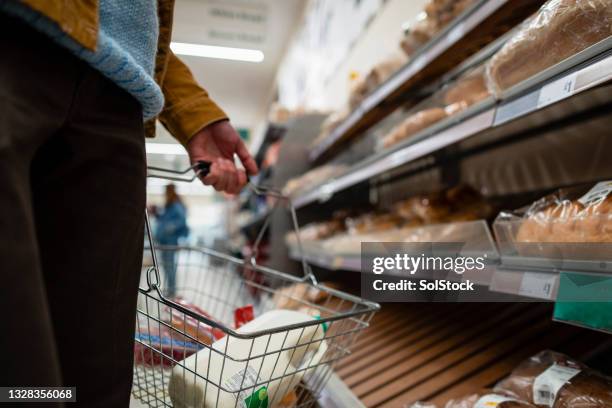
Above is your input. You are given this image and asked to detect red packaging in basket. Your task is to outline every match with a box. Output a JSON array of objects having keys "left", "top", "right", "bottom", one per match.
[
  {"left": 234, "top": 304, "right": 255, "bottom": 329},
  {"left": 169, "top": 297, "right": 225, "bottom": 345},
  {"left": 134, "top": 324, "right": 202, "bottom": 368}
]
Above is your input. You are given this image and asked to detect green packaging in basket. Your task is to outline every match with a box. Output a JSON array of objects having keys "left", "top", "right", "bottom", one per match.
[
  {"left": 168, "top": 309, "right": 327, "bottom": 408},
  {"left": 554, "top": 272, "right": 612, "bottom": 332}
]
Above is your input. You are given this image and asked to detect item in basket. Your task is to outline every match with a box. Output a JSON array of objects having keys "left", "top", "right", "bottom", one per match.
[
  {"left": 486, "top": 0, "right": 612, "bottom": 95},
  {"left": 444, "top": 391, "right": 536, "bottom": 407},
  {"left": 168, "top": 310, "right": 327, "bottom": 408},
  {"left": 169, "top": 297, "right": 225, "bottom": 345},
  {"left": 278, "top": 390, "right": 298, "bottom": 407},
  {"left": 382, "top": 107, "right": 448, "bottom": 148},
  {"left": 495, "top": 181, "right": 612, "bottom": 259},
  {"left": 494, "top": 350, "right": 612, "bottom": 408},
  {"left": 134, "top": 324, "right": 202, "bottom": 368},
  {"left": 234, "top": 304, "right": 254, "bottom": 329}
]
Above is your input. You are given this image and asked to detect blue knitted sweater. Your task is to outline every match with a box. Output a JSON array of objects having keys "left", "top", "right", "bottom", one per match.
[{"left": 1, "top": 0, "right": 164, "bottom": 120}]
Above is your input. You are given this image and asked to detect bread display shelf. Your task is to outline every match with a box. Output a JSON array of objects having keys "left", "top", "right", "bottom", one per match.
[
  {"left": 308, "top": 0, "right": 544, "bottom": 163},
  {"left": 237, "top": 209, "right": 271, "bottom": 232},
  {"left": 294, "top": 45, "right": 612, "bottom": 209}
]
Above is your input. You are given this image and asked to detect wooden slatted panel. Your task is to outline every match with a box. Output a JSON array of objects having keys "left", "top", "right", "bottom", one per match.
[
  {"left": 336, "top": 303, "right": 612, "bottom": 408},
  {"left": 428, "top": 329, "right": 612, "bottom": 406}
]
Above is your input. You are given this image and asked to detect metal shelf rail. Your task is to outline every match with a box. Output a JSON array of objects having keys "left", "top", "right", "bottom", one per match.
[
  {"left": 309, "top": 0, "right": 544, "bottom": 162},
  {"left": 294, "top": 40, "right": 612, "bottom": 209}
]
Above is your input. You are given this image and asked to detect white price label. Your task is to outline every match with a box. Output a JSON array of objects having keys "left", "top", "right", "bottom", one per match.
[
  {"left": 518, "top": 272, "right": 557, "bottom": 300},
  {"left": 537, "top": 73, "right": 577, "bottom": 108},
  {"left": 533, "top": 363, "right": 581, "bottom": 406},
  {"left": 578, "top": 181, "right": 612, "bottom": 207}
]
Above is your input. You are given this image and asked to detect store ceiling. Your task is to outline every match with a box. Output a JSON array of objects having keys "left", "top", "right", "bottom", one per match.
[{"left": 150, "top": 0, "right": 305, "bottom": 148}]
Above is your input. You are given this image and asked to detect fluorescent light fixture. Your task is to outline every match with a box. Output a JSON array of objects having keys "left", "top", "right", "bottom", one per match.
[
  {"left": 145, "top": 143, "right": 188, "bottom": 156},
  {"left": 170, "top": 42, "right": 264, "bottom": 63}
]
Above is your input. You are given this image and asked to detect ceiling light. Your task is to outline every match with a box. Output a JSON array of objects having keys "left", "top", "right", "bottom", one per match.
[
  {"left": 145, "top": 143, "right": 188, "bottom": 156},
  {"left": 170, "top": 42, "right": 265, "bottom": 63}
]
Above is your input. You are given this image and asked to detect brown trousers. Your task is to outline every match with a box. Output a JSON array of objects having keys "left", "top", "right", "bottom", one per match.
[{"left": 0, "top": 15, "right": 146, "bottom": 407}]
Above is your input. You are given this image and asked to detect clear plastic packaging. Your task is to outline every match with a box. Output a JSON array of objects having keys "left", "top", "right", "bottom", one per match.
[
  {"left": 382, "top": 107, "right": 449, "bottom": 148},
  {"left": 486, "top": 0, "right": 612, "bottom": 96},
  {"left": 380, "top": 62, "right": 491, "bottom": 150},
  {"left": 286, "top": 185, "right": 495, "bottom": 255},
  {"left": 493, "top": 181, "right": 612, "bottom": 260},
  {"left": 282, "top": 164, "right": 348, "bottom": 197},
  {"left": 493, "top": 350, "right": 612, "bottom": 408},
  {"left": 444, "top": 392, "right": 536, "bottom": 408},
  {"left": 401, "top": 0, "right": 477, "bottom": 58}
]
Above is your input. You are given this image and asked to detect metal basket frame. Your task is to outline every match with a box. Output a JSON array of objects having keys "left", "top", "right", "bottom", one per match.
[{"left": 133, "top": 163, "right": 380, "bottom": 408}]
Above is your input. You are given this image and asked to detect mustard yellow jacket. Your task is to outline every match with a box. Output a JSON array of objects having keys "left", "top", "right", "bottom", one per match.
[{"left": 18, "top": 0, "right": 228, "bottom": 144}]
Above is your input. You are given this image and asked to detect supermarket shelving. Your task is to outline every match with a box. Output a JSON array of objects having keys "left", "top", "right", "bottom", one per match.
[
  {"left": 308, "top": 0, "right": 544, "bottom": 163},
  {"left": 287, "top": 239, "right": 612, "bottom": 302},
  {"left": 294, "top": 39, "right": 612, "bottom": 209}
]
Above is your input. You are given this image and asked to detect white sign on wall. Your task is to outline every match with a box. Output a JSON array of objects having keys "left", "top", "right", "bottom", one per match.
[{"left": 278, "top": 0, "right": 382, "bottom": 109}]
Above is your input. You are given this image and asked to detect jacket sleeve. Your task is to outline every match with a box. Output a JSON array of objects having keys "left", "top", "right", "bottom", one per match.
[{"left": 158, "top": 51, "right": 228, "bottom": 145}]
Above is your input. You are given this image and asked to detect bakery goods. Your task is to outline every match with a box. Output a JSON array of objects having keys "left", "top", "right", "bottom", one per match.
[
  {"left": 486, "top": 0, "right": 612, "bottom": 95},
  {"left": 444, "top": 67, "right": 490, "bottom": 108},
  {"left": 445, "top": 391, "right": 536, "bottom": 408},
  {"left": 494, "top": 350, "right": 612, "bottom": 408},
  {"left": 382, "top": 107, "right": 448, "bottom": 148}
]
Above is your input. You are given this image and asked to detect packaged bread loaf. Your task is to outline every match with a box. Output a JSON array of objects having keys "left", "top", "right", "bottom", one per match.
[
  {"left": 382, "top": 107, "right": 448, "bottom": 148},
  {"left": 444, "top": 391, "right": 536, "bottom": 408},
  {"left": 401, "top": 16, "right": 437, "bottom": 56},
  {"left": 494, "top": 181, "right": 612, "bottom": 259},
  {"left": 486, "top": 0, "right": 612, "bottom": 95},
  {"left": 444, "top": 66, "right": 490, "bottom": 108},
  {"left": 494, "top": 350, "right": 612, "bottom": 408},
  {"left": 366, "top": 53, "right": 408, "bottom": 91},
  {"left": 282, "top": 164, "right": 348, "bottom": 196}
]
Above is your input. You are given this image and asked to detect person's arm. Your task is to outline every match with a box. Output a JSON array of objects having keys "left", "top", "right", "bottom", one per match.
[{"left": 159, "top": 51, "right": 258, "bottom": 194}]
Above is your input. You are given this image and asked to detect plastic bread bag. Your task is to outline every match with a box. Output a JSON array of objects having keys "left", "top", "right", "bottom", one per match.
[
  {"left": 405, "top": 402, "right": 439, "bottom": 408},
  {"left": 486, "top": 0, "right": 612, "bottom": 96},
  {"left": 443, "top": 64, "right": 491, "bottom": 110},
  {"left": 444, "top": 392, "right": 536, "bottom": 408},
  {"left": 493, "top": 181, "right": 612, "bottom": 259},
  {"left": 381, "top": 107, "right": 448, "bottom": 148},
  {"left": 493, "top": 350, "right": 612, "bottom": 408}
]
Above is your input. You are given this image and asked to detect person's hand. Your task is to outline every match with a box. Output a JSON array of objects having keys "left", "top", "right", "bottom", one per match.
[{"left": 186, "top": 120, "right": 258, "bottom": 194}]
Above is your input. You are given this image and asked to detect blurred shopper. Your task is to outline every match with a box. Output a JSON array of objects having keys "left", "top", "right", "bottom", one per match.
[
  {"left": 152, "top": 184, "right": 189, "bottom": 297},
  {"left": 0, "top": 1, "right": 257, "bottom": 406}
]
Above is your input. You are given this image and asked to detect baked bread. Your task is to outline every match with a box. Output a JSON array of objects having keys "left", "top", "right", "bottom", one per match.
[
  {"left": 382, "top": 107, "right": 448, "bottom": 148},
  {"left": 486, "top": 0, "right": 612, "bottom": 95},
  {"left": 445, "top": 391, "right": 536, "bottom": 408},
  {"left": 444, "top": 68, "right": 490, "bottom": 107},
  {"left": 494, "top": 350, "right": 612, "bottom": 408}
]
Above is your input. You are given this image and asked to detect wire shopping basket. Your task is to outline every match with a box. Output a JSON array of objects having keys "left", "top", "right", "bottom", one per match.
[{"left": 133, "top": 162, "right": 380, "bottom": 408}]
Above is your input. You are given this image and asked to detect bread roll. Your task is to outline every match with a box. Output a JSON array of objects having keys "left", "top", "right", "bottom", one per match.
[{"left": 486, "top": 0, "right": 612, "bottom": 95}]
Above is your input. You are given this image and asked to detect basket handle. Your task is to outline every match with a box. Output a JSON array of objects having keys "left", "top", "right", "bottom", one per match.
[{"left": 143, "top": 162, "right": 317, "bottom": 290}]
